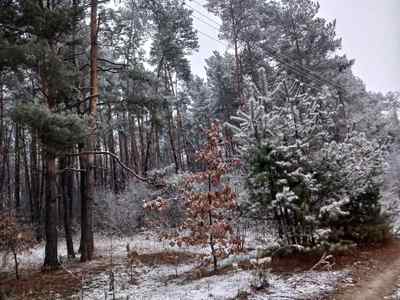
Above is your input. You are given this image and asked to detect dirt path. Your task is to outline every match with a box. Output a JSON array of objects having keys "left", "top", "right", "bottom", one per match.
[{"left": 331, "top": 241, "right": 400, "bottom": 300}]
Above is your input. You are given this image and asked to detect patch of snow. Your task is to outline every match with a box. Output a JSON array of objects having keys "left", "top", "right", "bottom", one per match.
[
  {"left": 251, "top": 271, "right": 350, "bottom": 300},
  {"left": 3, "top": 230, "right": 350, "bottom": 300},
  {"left": 72, "top": 265, "right": 349, "bottom": 300}
]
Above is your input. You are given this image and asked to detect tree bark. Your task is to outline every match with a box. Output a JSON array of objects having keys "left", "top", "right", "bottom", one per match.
[
  {"left": 80, "top": 0, "right": 98, "bottom": 262},
  {"left": 42, "top": 61, "right": 59, "bottom": 268},
  {"left": 60, "top": 157, "right": 75, "bottom": 258},
  {"left": 21, "top": 130, "right": 32, "bottom": 220},
  {"left": 43, "top": 151, "right": 59, "bottom": 268},
  {"left": 0, "top": 79, "right": 4, "bottom": 209},
  {"left": 14, "top": 123, "right": 21, "bottom": 210}
]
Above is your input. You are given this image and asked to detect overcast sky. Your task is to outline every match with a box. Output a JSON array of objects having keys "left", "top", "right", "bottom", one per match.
[{"left": 189, "top": 0, "right": 399, "bottom": 93}]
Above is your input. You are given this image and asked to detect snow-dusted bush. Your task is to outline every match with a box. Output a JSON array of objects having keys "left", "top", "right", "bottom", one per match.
[
  {"left": 94, "top": 182, "right": 150, "bottom": 235},
  {"left": 314, "top": 133, "right": 389, "bottom": 243}
]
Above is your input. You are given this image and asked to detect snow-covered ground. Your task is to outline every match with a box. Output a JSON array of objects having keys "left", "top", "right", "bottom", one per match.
[
  {"left": 78, "top": 266, "right": 348, "bottom": 300},
  {"left": 1, "top": 231, "right": 350, "bottom": 299}
]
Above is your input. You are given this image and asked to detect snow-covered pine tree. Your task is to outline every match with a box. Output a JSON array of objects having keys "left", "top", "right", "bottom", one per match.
[{"left": 227, "top": 69, "right": 387, "bottom": 247}]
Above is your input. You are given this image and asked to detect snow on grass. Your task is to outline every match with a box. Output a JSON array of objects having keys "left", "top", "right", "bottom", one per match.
[
  {"left": 387, "top": 275, "right": 400, "bottom": 300},
  {"left": 70, "top": 265, "right": 349, "bottom": 300},
  {"left": 79, "top": 264, "right": 250, "bottom": 300},
  {"left": 251, "top": 271, "right": 350, "bottom": 300},
  {"left": 1, "top": 231, "right": 207, "bottom": 273},
  {"left": 2, "top": 230, "right": 350, "bottom": 300},
  {"left": 389, "top": 290, "right": 400, "bottom": 300},
  {"left": 94, "top": 231, "right": 208, "bottom": 257}
]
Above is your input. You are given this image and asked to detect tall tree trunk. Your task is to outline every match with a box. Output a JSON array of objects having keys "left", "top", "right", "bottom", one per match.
[
  {"left": 80, "top": 0, "right": 98, "bottom": 262},
  {"left": 129, "top": 114, "right": 140, "bottom": 173},
  {"left": 43, "top": 151, "right": 59, "bottom": 268},
  {"left": 0, "top": 80, "right": 5, "bottom": 209},
  {"left": 166, "top": 107, "right": 179, "bottom": 173},
  {"left": 60, "top": 157, "right": 75, "bottom": 258},
  {"left": 108, "top": 130, "right": 118, "bottom": 193},
  {"left": 14, "top": 122, "right": 21, "bottom": 210},
  {"left": 118, "top": 128, "right": 127, "bottom": 190},
  {"left": 37, "top": 150, "right": 45, "bottom": 242},
  {"left": 143, "top": 124, "right": 154, "bottom": 176},
  {"left": 21, "top": 130, "right": 33, "bottom": 220},
  {"left": 42, "top": 69, "right": 59, "bottom": 268},
  {"left": 138, "top": 115, "right": 145, "bottom": 174},
  {"left": 0, "top": 128, "right": 10, "bottom": 209},
  {"left": 30, "top": 131, "right": 41, "bottom": 239}
]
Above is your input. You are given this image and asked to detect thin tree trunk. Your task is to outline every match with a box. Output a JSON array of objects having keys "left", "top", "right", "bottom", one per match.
[
  {"left": 208, "top": 175, "right": 217, "bottom": 272},
  {"left": 13, "top": 251, "right": 19, "bottom": 280},
  {"left": 14, "top": 123, "right": 21, "bottom": 210},
  {"left": 166, "top": 107, "right": 179, "bottom": 173},
  {"left": 143, "top": 124, "right": 154, "bottom": 176},
  {"left": 129, "top": 114, "right": 140, "bottom": 173},
  {"left": 60, "top": 157, "right": 76, "bottom": 258},
  {"left": 138, "top": 115, "right": 145, "bottom": 174},
  {"left": 118, "top": 128, "right": 127, "bottom": 190},
  {"left": 21, "top": 130, "right": 33, "bottom": 220},
  {"left": 0, "top": 79, "right": 4, "bottom": 209},
  {"left": 0, "top": 127, "right": 9, "bottom": 210}
]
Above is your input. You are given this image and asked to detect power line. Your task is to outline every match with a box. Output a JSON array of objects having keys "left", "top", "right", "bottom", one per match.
[
  {"left": 264, "top": 47, "right": 343, "bottom": 91},
  {"left": 263, "top": 46, "right": 344, "bottom": 92},
  {"left": 190, "top": 9, "right": 221, "bottom": 32},
  {"left": 195, "top": 28, "right": 332, "bottom": 94},
  {"left": 186, "top": 2, "right": 222, "bottom": 29},
  {"left": 264, "top": 48, "right": 335, "bottom": 90},
  {"left": 187, "top": 8, "right": 343, "bottom": 92},
  {"left": 196, "top": 28, "right": 226, "bottom": 47},
  {"left": 195, "top": 29, "right": 328, "bottom": 95},
  {"left": 188, "top": 0, "right": 222, "bottom": 24}
]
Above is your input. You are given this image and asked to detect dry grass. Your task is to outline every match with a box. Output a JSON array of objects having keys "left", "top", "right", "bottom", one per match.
[
  {"left": 0, "top": 250, "right": 203, "bottom": 299},
  {"left": 127, "top": 250, "right": 202, "bottom": 266}
]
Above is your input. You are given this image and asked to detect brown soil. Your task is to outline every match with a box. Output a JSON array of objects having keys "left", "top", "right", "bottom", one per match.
[
  {"left": 2, "top": 241, "right": 400, "bottom": 300},
  {"left": 0, "top": 251, "right": 201, "bottom": 300},
  {"left": 327, "top": 239, "right": 400, "bottom": 300},
  {"left": 265, "top": 239, "right": 400, "bottom": 299},
  {"left": 0, "top": 256, "right": 111, "bottom": 299},
  {"left": 127, "top": 250, "right": 202, "bottom": 266}
]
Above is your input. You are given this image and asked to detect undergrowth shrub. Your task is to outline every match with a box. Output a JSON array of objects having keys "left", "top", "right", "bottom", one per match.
[
  {"left": 0, "top": 211, "right": 36, "bottom": 279},
  {"left": 94, "top": 182, "right": 149, "bottom": 235}
]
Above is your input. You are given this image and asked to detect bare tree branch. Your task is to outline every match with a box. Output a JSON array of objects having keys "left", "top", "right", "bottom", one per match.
[{"left": 65, "top": 151, "right": 150, "bottom": 183}]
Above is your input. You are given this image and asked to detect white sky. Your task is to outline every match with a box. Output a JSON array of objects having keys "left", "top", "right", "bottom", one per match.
[{"left": 189, "top": 0, "right": 399, "bottom": 93}]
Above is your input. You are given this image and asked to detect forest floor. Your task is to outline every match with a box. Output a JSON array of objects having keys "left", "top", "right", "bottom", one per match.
[
  {"left": 327, "top": 239, "right": 400, "bottom": 300},
  {"left": 1, "top": 233, "right": 400, "bottom": 299}
]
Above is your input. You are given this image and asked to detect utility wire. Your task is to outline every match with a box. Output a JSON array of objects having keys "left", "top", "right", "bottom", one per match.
[
  {"left": 185, "top": 7, "right": 343, "bottom": 93},
  {"left": 186, "top": 2, "right": 222, "bottom": 29},
  {"left": 263, "top": 48, "right": 337, "bottom": 91},
  {"left": 264, "top": 46, "right": 344, "bottom": 91},
  {"left": 190, "top": 9, "right": 221, "bottom": 32},
  {"left": 185, "top": 3, "right": 344, "bottom": 92},
  {"left": 195, "top": 29, "right": 328, "bottom": 95},
  {"left": 188, "top": 0, "right": 223, "bottom": 25},
  {"left": 196, "top": 27, "right": 226, "bottom": 47},
  {"left": 194, "top": 27, "right": 332, "bottom": 93}
]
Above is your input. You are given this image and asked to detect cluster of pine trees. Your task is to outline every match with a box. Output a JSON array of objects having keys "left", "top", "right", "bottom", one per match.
[{"left": 0, "top": 0, "right": 398, "bottom": 268}]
